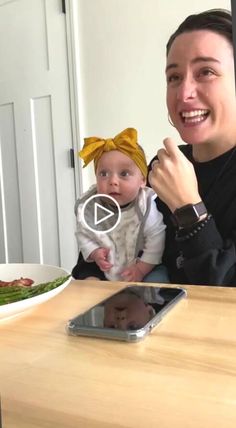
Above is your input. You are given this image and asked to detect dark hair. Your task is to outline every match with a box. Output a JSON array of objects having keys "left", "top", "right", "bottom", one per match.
[{"left": 166, "top": 9, "right": 232, "bottom": 56}]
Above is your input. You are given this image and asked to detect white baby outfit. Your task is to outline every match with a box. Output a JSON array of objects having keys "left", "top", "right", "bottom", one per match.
[{"left": 75, "top": 185, "right": 166, "bottom": 281}]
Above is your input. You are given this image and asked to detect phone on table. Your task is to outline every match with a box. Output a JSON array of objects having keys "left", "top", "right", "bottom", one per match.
[{"left": 66, "top": 285, "right": 186, "bottom": 342}]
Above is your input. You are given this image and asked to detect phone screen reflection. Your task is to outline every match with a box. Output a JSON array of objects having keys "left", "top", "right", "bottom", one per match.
[
  {"left": 103, "top": 290, "right": 156, "bottom": 330},
  {"left": 68, "top": 286, "right": 186, "bottom": 341},
  {"left": 71, "top": 286, "right": 175, "bottom": 331}
]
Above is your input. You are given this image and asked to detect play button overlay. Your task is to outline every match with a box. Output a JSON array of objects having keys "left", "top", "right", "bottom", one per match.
[
  {"left": 81, "top": 194, "right": 121, "bottom": 234},
  {"left": 94, "top": 203, "right": 114, "bottom": 225}
]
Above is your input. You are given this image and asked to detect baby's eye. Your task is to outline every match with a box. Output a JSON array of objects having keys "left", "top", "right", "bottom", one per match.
[
  {"left": 98, "top": 170, "right": 109, "bottom": 177},
  {"left": 120, "top": 170, "right": 131, "bottom": 177}
]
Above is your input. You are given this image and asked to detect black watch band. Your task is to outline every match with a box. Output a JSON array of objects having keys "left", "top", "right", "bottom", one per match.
[{"left": 172, "top": 201, "right": 208, "bottom": 228}]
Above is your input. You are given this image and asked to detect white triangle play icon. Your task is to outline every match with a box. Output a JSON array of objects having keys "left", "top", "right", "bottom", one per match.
[{"left": 94, "top": 203, "right": 114, "bottom": 225}]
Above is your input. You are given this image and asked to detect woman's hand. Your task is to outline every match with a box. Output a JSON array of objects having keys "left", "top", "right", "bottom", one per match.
[{"left": 148, "top": 138, "right": 201, "bottom": 212}]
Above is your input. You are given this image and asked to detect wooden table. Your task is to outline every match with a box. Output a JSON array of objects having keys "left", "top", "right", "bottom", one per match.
[{"left": 1, "top": 280, "right": 236, "bottom": 428}]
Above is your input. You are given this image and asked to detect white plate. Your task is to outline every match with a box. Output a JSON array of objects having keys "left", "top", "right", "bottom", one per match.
[{"left": 0, "top": 263, "right": 71, "bottom": 321}]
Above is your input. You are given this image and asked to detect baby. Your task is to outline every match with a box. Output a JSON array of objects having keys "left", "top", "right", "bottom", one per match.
[{"left": 73, "top": 128, "right": 166, "bottom": 282}]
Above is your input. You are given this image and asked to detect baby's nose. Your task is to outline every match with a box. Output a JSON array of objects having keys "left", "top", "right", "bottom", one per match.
[{"left": 109, "top": 173, "right": 119, "bottom": 185}]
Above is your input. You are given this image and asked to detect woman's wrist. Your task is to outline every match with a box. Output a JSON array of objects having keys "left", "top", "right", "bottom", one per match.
[
  {"left": 175, "top": 214, "right": 212, "bottom": 242},
  {"left": 171, "top": 201, "right": 208, "bottom": 229}
]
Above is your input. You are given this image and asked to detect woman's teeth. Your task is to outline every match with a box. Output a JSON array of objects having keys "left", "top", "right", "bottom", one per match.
[{"left": 181, "top": 109, "right": 209, "bottom": 123}]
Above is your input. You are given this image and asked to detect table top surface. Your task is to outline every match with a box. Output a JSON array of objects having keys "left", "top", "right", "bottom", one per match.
[{"left": 1, "top": 280, "right": 236, "bottom": 428}]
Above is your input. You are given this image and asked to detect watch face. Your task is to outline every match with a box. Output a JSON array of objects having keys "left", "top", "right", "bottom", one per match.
[
  {"left": 173, "top": 203, "right": 206, "bottom": 228},
  {"left": 177, "top": 205, "right": 199, "bottom": 225},
  {"left": 174, "top": 204, "right": 200, "bottom": 227}
]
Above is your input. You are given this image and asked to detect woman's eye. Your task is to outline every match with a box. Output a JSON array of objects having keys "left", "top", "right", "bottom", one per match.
[
  {"left": 167, "top": 74, "right": 180, "bottom": 84},
  {"left": 198, "top": 68, "right": 215, "bottom": 79}
]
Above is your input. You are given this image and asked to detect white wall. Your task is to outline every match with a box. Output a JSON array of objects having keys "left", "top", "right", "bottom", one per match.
[{"left": 76, "top": 0, "right": 231, "bottom": 190}]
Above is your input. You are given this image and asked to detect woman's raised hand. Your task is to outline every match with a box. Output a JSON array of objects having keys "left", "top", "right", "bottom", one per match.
[{"left": 148, "top": 138, "right": 201, "bottom": 212}]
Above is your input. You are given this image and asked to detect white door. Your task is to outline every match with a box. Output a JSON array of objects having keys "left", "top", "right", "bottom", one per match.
[{"left": 0, "top": 0, "right": 78, "bottom": 270}]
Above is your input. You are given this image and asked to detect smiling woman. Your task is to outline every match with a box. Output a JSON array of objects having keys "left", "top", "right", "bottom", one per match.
[
  {"left": 148, "top": 9, "right": 236, "bottom": 286},
  {"left": 166, "top": 29, "right": 236, "bottom": 158}
]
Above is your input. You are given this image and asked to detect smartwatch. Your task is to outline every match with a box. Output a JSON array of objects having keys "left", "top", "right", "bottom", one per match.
[{"left": 172, "top": 201, "right": 208, "bottom": 228}]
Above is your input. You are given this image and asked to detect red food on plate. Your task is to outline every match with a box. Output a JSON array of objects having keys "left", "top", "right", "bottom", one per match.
[{"left": 0, "top": 277, "right": 34, "bottom": 287}]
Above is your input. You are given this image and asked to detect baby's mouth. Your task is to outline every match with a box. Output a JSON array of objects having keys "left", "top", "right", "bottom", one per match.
[{"left": 180, "top": 109, "right": 210, "bottom": 124}]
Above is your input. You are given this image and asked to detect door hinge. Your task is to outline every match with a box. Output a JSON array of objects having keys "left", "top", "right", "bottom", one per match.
[
  {"left": 62, "top": 0, "right": 66, "bottom": 13},
  {"left": 70, "top": 149, "right": 75, "bottom": 168}
]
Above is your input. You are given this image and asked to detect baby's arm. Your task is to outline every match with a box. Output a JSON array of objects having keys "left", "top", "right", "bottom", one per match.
[
  {"left": 77, "top": 233, "right": 113, "bottom": 271},
  {"left": 139, "top": 199, "right": 166, "bottom": 265},
  {"left": 89, "top": 248, "right": 113, "bottom": 271},
  {"left": 121, "top": 199, "right": 166, "bottom": 282},
  {"left": 75, "top": 209, "right": 113, "bottom": 270},
  {"left": 121, "top": 260, "right": 155, "bottom": 282}
]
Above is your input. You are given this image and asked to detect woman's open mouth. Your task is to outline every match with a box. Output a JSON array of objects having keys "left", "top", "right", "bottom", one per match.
[{"left": 180, "top": 109, "right": 210, "bottom": 125}]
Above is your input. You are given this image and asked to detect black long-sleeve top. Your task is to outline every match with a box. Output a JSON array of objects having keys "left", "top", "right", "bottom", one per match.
[{"left": 148, "top": 145, "right": 236, "bottom": 286}]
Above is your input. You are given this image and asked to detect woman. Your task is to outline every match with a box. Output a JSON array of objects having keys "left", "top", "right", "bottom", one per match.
[{"left": 148, "top": 9, "right": 236, "bottom": 286}]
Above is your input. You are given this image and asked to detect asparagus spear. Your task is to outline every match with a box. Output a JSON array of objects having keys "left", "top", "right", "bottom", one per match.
[{"left": 0, "top": 275, "right": 71, "bottom": 306}]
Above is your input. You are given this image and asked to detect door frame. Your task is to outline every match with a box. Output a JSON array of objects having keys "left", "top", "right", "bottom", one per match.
[{"left": 64, "top": 0, "right": 84, "bottom": 198}]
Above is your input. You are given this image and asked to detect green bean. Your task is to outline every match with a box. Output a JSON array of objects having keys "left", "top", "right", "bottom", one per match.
[{"left": 0, "top": 275, "right": 71, "bottom": 306}]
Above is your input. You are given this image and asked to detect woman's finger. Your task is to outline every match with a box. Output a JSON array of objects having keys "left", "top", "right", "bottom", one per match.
[
  {"left": 157, "top": 148, "right": 170, "bottom": 163},
  {"left": 163, "top": 137, "right": 180, "bottom": 159},
  {"left": 151, "top": 159, "right": 159, "bottom": 170}
]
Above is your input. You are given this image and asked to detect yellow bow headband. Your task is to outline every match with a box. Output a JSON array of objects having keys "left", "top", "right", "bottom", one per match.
[{"left": 79, "top": 128, "right": 148, "bottom": 178}]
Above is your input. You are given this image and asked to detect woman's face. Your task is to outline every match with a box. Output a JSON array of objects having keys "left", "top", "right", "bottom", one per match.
[{"left": 166, "top": 30, "right": 236, "bottom": 151}]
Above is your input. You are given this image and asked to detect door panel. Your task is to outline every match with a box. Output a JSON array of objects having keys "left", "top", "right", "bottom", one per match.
[
  {"left": 0, "top": 103, "right": 23, "bottom": 263},
  {"left": 0, "top": 0, "right": 77, "bottom": 269},
  {"left": 30, "top": 95, "right": 60, "bottom": 266}
]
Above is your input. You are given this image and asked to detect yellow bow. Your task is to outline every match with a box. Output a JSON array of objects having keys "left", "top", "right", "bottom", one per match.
[{"left": 79, "top": 128, "right": 147, "bottom": 178}]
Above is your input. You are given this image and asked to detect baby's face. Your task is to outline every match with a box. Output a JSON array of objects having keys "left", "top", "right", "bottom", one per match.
[
  {"left": 104, "top": 292, "right": 154, "bottom": 330},
  {"left": 96, "top": 151, "right": 145, "bottom": 206}
]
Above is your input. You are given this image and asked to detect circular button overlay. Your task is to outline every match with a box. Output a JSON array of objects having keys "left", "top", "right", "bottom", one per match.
[{"left": 81, "top": 194, "right": 121, "bottom": 234}]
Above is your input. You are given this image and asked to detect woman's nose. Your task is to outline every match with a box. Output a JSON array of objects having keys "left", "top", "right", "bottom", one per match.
[{"left": 176, "top": 78, "right": 197, "bottom": 101}]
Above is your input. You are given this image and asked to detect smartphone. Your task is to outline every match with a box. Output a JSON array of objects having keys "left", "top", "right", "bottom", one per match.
[{"left": 66, "top": 285, "right": 186, "bottom": 342}]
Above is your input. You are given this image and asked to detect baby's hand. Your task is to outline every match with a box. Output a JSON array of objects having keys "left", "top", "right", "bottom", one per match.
[
  {"left": 89, "top": 248, "right": 113, "bottom": 271},
  {"left": 121, "top": 263, "right": 144, "bottom": 282}
]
